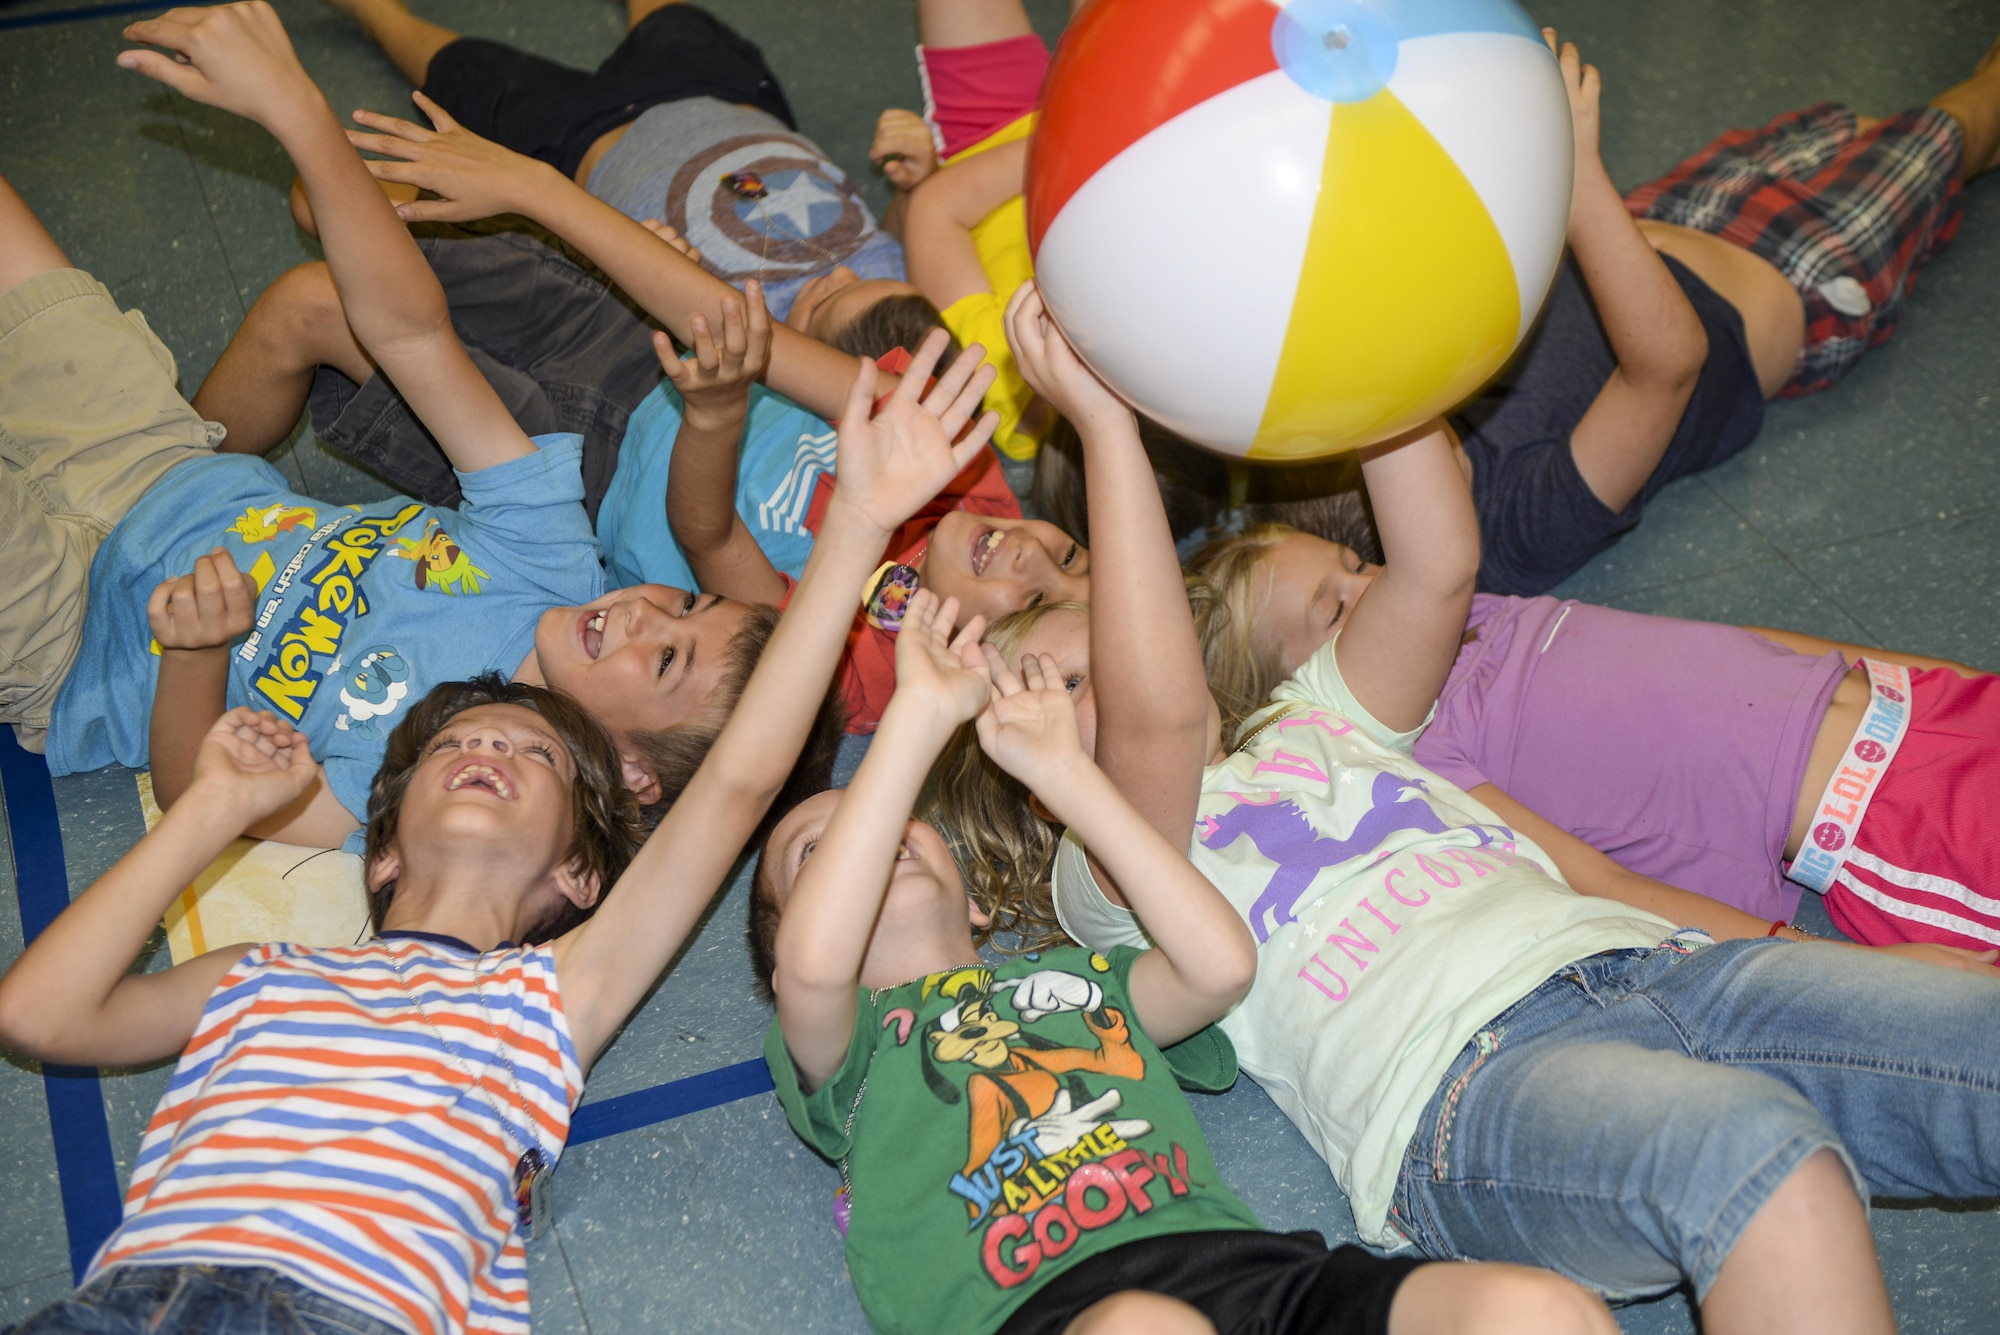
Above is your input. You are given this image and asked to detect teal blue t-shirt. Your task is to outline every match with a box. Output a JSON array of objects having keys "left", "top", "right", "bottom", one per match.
[
  {"left": 47, "top": 438, "right": 604, "bottom": 837},
  {"left": 595, "top": 380, "right": 832, "bottom": 591}
]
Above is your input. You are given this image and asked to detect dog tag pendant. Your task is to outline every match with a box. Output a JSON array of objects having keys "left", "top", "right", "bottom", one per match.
[{"left": 515, "top": 1148, "right": 552, "bottom": 1239}]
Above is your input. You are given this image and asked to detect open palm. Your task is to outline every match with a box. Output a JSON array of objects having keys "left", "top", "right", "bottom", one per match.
[
  {"left": 190, "top": 708, "right": 320, "bottom": 825},
  {"left": 975, "top": 648, "right": 1087, "bottom": 792},
  {"left": 830, "top": 329, "right": 999, "bottom": 535}
]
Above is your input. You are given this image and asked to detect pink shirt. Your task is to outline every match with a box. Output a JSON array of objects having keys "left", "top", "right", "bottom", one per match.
[{"left": 1414, "top": 595, "right": 1846, "bottom": 920}]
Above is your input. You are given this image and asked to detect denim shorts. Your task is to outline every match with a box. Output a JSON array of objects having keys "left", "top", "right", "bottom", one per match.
[
  {"left": 3, "top": 1264, "right": 403, "bottom": 1335},
  {"left": 308, "top": 224, "right": 663, "bottom": 521},
  {"left": 1388, "top": 937, "right": 2000, "bottom": 1302}
]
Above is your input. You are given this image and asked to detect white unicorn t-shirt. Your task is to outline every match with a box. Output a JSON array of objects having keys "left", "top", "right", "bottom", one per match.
[{"left": 1053, "top": 633, "right": 1675, "bottom": 1245}]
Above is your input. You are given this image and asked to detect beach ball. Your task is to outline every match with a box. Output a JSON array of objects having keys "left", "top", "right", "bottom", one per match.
[{"left": 1026, "top": 0, "right": 1573, "bottom": 461}]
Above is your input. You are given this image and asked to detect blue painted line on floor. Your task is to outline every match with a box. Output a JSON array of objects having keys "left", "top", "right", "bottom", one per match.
[
  {"left": 0, "top": 2, "right": 163, "bottom": 33},
  {"left": 0, "top": 731, "right": 125, "bottom": 1283},
  {"left": 570, "top": 1058, "right": 774, "bottom": 1145}
]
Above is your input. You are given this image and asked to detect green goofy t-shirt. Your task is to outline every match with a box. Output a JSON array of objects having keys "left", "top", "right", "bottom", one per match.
[{"left": 766, "top": 946, "right": 1263, "bottom": 1335}]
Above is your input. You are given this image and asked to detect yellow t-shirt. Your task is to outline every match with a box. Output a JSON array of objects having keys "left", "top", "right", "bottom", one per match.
[{"left": 939, "top": 113, "right": 1040, "bottom": 460}]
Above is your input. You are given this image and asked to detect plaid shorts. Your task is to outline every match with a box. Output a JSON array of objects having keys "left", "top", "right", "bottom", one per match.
[{"left": 1625, "top": 103, "right": 1964, "bottom": 396}]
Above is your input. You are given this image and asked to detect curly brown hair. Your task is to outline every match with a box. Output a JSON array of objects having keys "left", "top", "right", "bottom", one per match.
[
  {"left": 362, "top": 674, "right": 648, "bottom": 943},
  {"left": 914, "top": 602, "right": 1086, "bottom": 956}
]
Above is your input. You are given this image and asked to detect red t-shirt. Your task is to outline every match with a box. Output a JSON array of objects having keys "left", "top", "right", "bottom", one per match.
[{"left": 779, "top": 349, "right": 1022, "bottom": 732}]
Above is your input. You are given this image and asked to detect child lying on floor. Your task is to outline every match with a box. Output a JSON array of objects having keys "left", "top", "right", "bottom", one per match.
[
  {"left": 310, "top": 0, "right": 930, "bottom": 346},
  {"left": 194, "top": 89, "right": 1094, "bottom": 732},
  {"left": 926, "top": 278, "right": 2000, "bottom": 1332},
  {"left": 754, "top": 589, "right": 1612, "bottom": 1335},
  {"left": 1188, "top": 522, "right": 2000, "bottom": 956},
  {"left": 616, "top": 279, "right": 1084, "bottom": 730},
  {"left": 0, "top": 16, "right": 1000, "bottom": 1335},
  {"left": 1443, "top": 30, "right": 1995, "bottom": 595}
]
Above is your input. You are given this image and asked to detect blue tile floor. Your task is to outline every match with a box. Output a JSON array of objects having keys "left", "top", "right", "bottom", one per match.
[{"left": 2, "top": 0, "right": 1997, "bottom": 1330}]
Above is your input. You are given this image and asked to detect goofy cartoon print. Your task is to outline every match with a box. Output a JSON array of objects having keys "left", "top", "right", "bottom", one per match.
[{"left": 922, "top": 963, "right": 1153, "bottom": 1226}]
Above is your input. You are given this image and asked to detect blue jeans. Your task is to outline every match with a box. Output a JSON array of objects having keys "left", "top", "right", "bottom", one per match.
[
  {"left": 1388, "top": 938, "right": 2000, "bottom": 1302},
  {"left": 3, "top": 1265, "right": 402, "bottom": 1335}
]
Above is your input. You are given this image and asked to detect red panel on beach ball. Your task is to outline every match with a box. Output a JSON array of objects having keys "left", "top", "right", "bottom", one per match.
[{"left": 1026, "top": 0, "right": 1281, "bottom": 252}]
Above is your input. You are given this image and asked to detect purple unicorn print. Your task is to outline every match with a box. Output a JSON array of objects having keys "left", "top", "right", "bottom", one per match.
[{"left": 1199, "top": 774, "right": 1452, "bottom": 942}]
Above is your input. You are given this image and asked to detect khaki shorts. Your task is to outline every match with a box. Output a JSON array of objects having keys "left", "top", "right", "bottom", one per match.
[{"left": 0, "top": 268, "right": 222, "bottom": 751}]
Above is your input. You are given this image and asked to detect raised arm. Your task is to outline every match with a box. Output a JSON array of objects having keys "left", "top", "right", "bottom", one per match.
[
  {"left": 978, "top": 649, "right": 1256, "bottom": 1046},
  {"left": 1332, "top": 420, "right": 1479, "bottom": 732},
  {"left": 0, "top": 710, "right": 318, "bottom": 1066},
  {"left": 1551, "top": 31, "right": 1709, "bottom": 515},
  {"left": 658, "top": 282, "right": 789, "bottom": 606},
  {"left": 120, "top": 3, "right": 534, "bottom": 476},
  {"left": 553, "top": 334, "right": 999, "bottom": 1069},
  {"left": 776, "top": 593, "right": 993, "bottom": 1088},
  {"left": 1006, "top": 284, "right": 1211, "bottom": 900},
  {"left": 340, "top": 96, "right": 896, "bottom": 421},
  {"left": 902, "top": 136, "right": 1026, "bottom": 309}
]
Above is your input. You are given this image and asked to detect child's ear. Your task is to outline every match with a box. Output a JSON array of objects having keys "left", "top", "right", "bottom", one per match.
[
  {"left": 967, "top": 895, "right": 992, "bottom": 930},
  {"left": 1026, "top": 792, "right": 1057, "bottom": 825},
  {"left": 366, "top": 848, "right": 401, "bottom": 893},
  {"left": 556, "top": 860, "right": 604, "bottom": 912},
  {"left": 619, "top": 751, "right": 663, "bottom": 806}
]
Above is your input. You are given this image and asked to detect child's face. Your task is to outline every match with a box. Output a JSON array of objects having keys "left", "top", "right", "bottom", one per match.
[
  {"left": 764, "top": 790, "right": 984, "bottom": 986},
  {"left": 785, "top": 266, "right": 922, "bottom": 346},
  {"left": 1013, "top": 604, "right": 1226, "bottom": 763},
  {"left": 534, "top": 586, "right": 754, "bottom": 742},
  {"left": 922, "top": 513, "right": 1090, "bottom": 621},
  {"left": 1011, "top": 607, "right": 1097, "bottom": 754},
  {"left": 389, "top": 702, "right": 579, "bottom": 880},
  {"left": 1256, "top": 532, "right": 1379, "bottom": 678}
]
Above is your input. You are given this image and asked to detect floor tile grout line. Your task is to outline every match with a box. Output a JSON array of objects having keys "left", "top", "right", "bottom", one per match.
[
  {"left": 1761, "top": 496, "right": 2000, "bottom": 561},
  {"left": 552, "top": 1223, "right": 596, "bottom": 1335},
  {"left": 0, "top": 1268, "right": 72, "bottom": 1296},
  {"left": 1775, "top": 551, "right": 1883, "bottom": 645}
]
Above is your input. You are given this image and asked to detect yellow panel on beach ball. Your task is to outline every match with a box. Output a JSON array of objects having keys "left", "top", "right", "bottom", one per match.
[{"left": 1251, "top": 87, "right": 1519, "bottom": 460}]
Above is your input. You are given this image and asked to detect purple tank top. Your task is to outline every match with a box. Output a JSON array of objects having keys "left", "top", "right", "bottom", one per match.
[{"left": 1413, "top": 595, "right": 1846, "bottom": 920}]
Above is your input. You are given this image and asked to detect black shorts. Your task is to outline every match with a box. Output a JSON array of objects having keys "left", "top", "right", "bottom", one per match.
[
  {"left": 421, "top": 4, "right": 796, "bottom": 180},
  {"left": 308, "top": 226, "right": 662, "bottom": 520},
  {"left": 997, "top": 1230, "right": 1422, "bottom": 1335}
]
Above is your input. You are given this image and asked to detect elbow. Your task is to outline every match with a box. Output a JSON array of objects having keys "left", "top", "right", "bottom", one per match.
[
  {"left": 1634, "top": 322, "right": 1709, "bottom": 396},
  {"left": 0, "top": 977, "right": 61, "bottom": 1062}
]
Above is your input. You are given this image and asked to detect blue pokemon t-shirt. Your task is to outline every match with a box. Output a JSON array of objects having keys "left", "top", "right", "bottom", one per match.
[
  {"left": 47, "top": 437, "right": 604, "bottom": 838},
  {"left": 595, "top": 380, "right": 832, "bottom": 591}
]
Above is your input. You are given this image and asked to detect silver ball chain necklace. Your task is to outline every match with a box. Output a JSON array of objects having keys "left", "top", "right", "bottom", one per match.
[{"left": 386, "top": 938, "right": 554, "bottom": 1239}]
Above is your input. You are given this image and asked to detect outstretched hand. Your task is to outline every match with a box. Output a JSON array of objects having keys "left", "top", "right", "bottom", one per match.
[
  {"left": 889, "top": 589, "right": 991, "bottom": 732},
  {"left": 343, "top": 91, "right": 547, "bottom": 225},
  {"left": 1004, "top": 282, "right": 1130, "bottom": 432},
  {"left": 188, "top": 708, "right": 319, "bottom": 826},
  {"left": 827, "top": 327, "right": 999, "bottom": 537},
  {"left": 1544, "top": 28, "right": 1605, "bottom": 208},
  {"left": 148, "top": 548, "right": 254, "bottom": 653},
  {"left": 118, "top": 2, "right": 321, "bottom": 127},
  {"left": 974, "top": 645, "right": 1088, "bottom": 797},
  {"left": 655, "top": 280, "right": 772, "bottom": 430}
]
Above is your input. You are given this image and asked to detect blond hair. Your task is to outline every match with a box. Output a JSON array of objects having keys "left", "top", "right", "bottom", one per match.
[
  {"left": 1184, "top": 523, "right": 1299, "bottom": 743},
  {"left": 919, "top": 601, "right": 1082, "bottom": 952}
]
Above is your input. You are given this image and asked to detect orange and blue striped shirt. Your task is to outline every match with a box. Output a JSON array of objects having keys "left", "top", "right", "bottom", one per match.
[{"left": 88, "top": 932, "right": 579, "bottom": 1335}]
